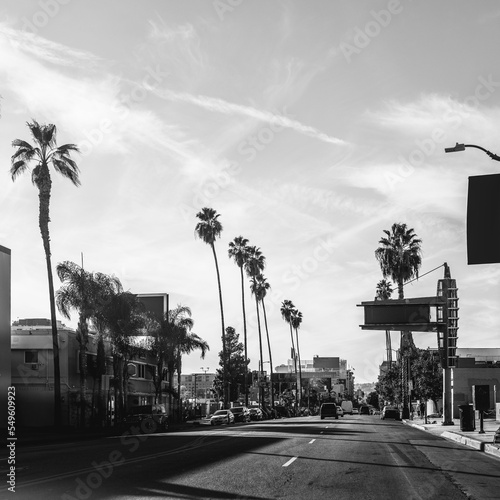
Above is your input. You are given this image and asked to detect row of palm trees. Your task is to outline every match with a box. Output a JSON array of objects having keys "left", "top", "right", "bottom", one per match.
[
  {"left": 10, "top": 120, "right": 209, "bottom": 427},
  {"left": 195, "top": 207, "right": 304, "bottom": 409}
]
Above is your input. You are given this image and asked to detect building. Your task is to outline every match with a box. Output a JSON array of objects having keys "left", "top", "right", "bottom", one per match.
[
  {"left": 11, "top": 318, "right": 162, "bottom": 427},
  {"left": 1, "top": 245, "right": 11, "bottom": 430},
  {"left": 180, "top": 372, "right": 216, "bottom": 401},
  {"left": 274, "top": 355, "right": 355, "bottom": 402},
  {"left": 452, "top": 347, "right": 500, "bottom": 418}
]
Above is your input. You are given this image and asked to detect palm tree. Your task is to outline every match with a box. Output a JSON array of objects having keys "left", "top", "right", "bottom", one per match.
[
  {"left": 253, "top": 274, "right": 274, "bottom": 408},
  {"left": 195, "top": 207, "right": 227, "bottom": 406},
  {"left": 291, "top": 308, "right": 303, "bottom": 408},
  {"left": 11, "top": 120, "right": 80, "bottom": 426},
  {"left": 245, "top": 246, "right": 266, "bottom": 405},
  {"left": 375, "top": 279, "right": 394, "bottom": 365},
  {"left": 98, "top": 290, "right": 146, "bottom": 419},
  {"left": 280, "top": 299, "right": 298, "bottom": 411},
  {"left": 168, "top": 306, "right": 206, "bottom": 412},
  {"left": 228, "top": 236, "right": 250, "bottom": 405},
  {"left": 375, "top": 222, "right": 422, "bottom": 419},
  {"left": 55, "top": 260, "right": 120, "bottom": 427}
]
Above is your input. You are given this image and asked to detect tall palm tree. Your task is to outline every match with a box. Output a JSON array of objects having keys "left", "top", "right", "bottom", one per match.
[
  {"left": 375, "top": 279, "right": 394, "bottom": 365},
  {"left": 55, "top": 260, "right": 120, "bottom": 427},
  {"left": 245, "top": 246, "right": 266, "bottom": 404},
  {"left": 253, "top": 274, "right": 274, "bottom": 408},
  {"left": 375, "top": 222, "right": 422, "bottom": 419},
  {"left": 228, "top": 236, "right": 250, "bottom": 405},
  {"left": 281, "top": 299, "right": 298, "bottom": 411},
  {"left": 195, "top": 207, "right": 227, "bottom": 406},
  {"left": 291, "top": 308, "right": 303, "bottom": 408},
  {"left": 11, "top": 120, "right": 80, "bottom": 426}
]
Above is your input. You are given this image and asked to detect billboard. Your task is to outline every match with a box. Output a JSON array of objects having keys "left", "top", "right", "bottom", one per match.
[
  {"left": 467, "top": 173, "right": 500, "bottom": 264},
  {"left": 0, "top": 245, "right": 11, "bottom": 429},
  {"left": 136, "top": 293, "right": 169, "bottom": 323}
]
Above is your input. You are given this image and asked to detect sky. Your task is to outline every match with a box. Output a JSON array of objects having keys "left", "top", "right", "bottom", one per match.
[{"left": 1, "top": 0, "right": 500, "bottom": 384}]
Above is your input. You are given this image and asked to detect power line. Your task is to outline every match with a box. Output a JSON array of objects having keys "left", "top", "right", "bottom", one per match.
[{"left": 403, "top": 263, "right": 445, "bottom": 287}]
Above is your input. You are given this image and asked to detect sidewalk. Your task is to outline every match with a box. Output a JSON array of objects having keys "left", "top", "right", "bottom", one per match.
[{"left": 403, "top": 416, "right": 500, "bottom": 459}]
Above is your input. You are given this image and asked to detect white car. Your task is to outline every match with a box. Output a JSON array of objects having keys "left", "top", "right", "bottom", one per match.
[{"left": 336, "top": 406, "right": 344, "bottom": 417}]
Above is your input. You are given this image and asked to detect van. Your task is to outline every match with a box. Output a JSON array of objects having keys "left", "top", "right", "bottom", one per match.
[{"left": 341, "top": 401, "right": 353, "bottom": 415}]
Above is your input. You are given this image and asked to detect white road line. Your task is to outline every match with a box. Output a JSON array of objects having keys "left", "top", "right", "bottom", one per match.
[
  {"left": 309, "top": 439, "right": 316, "bottom": 444},
  {"left": 282, "top": 457, "right": 298, "bottom": 467}
]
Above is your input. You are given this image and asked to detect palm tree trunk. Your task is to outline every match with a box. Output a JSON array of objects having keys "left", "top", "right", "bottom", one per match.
[
  {"left": 288, "top": 323, "right": 297, "bottom": 411},
  {"left": 77, "top": 317, "right": 89, "bottom": 428},
  {"left": 255, "top": 295, "right": 264, "bottom": 407},
  {"left": 261, "top": 299, "right": 274, "bottom": 408},
  {"left": 210, "top": 243, "right": 227, "bottom": 407},
  {"left": 294, "top": 327, "right": 302, "bottom": 408},
  {"left": 38, "top": 182, "right": 62, "bottom": 427},
  {"left": 240, "top": 265, "right": 249, "bottom": 407}
]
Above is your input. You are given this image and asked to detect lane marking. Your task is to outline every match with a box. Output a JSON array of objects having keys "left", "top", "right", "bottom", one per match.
[
  {"left": 309, "top": 439, "right": 316, "bottom": 444},
  {"left": 282, "top": 457, "right": 298, "bottom": 467}
]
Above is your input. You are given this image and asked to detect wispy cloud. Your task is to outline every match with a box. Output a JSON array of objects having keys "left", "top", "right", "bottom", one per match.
[{"left": 149, "top": 87, "right": 348, "bottom": 146}]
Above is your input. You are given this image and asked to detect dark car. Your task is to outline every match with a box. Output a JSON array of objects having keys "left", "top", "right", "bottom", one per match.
[
  {"left": 320, "top": 403, "right": 338, "bottom": 420},
  {"left": 359, "top": 405, "right": 371, "bottom": 415},
  {"left": 231, "top": 406, "right": 251, "bottom": 423},
  {"left": 122, "top": 404, "right": 169, "bottom": 433},
  {"left": 381, "top": 406, "right": 401, "bottom": 420}
]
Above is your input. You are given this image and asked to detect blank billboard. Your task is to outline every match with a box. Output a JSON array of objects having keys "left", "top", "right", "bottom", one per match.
[{"left": 467, "top": 173, "right": 500, "bottom": 265}]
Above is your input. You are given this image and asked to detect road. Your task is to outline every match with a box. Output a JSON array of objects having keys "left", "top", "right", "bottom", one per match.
[{"left": 4, "top": 414, "right": 500, "bottom": 499}]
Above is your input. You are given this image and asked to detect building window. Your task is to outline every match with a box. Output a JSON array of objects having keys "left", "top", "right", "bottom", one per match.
[
  {"left": 136, "top": 364, "right": 146, "bottom": 379},
  {"left": 24, "top": 350, "right": 38, "bottom": 364}
]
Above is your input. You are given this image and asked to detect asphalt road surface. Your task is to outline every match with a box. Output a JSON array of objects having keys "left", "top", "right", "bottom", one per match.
[{"left": 4, "top": 414, "right": 500, "bottom": 499}]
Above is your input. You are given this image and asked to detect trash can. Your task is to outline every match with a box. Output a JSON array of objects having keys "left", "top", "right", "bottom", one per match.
[{"left": 458, "top": 404, "right": 475, "bottom": 431}]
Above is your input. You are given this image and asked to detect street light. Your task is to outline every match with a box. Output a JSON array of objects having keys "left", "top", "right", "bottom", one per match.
[{"left": 444, "top": 143, "right": 500, "bottom": 161}]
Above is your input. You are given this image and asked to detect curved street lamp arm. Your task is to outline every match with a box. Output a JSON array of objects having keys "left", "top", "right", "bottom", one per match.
[
  {"left": 445, "top": 143, "right": 500, "bottom": 162},
  {"left": 463, "top": 144, "right": 500, "bottom": 162}
]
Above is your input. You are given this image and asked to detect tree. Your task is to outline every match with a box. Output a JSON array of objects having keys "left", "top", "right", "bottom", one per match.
[
  {"left": 280, "top": 299, "right": 298, "bottom": 411},
  {"left": 97, "top": 291, "right": 146, "bottom": 419},
  {"left": 291, "top": 308, "right": 303, "bottom": 407},
  {"left": 411, "top": 349, "right": 442, "bottom": 423},
  {"left": 11, "top": 120, "right": 80, "bottom": 426},
  {"left": 245, "top": 246, "right": 266, "bottom": 404},
  {"left": 376, "top": 364, "right": 400, "bottom": 407},
  {"left": 253, "top": 274, "right": 274, "bottom": 408},
  {"left": 366, "top": 391, "right": 380, "bottom": 410},
  {"left": 375, "top": 279, "right": 394, "bottom": 364},
  {"left": 214, "top": 327, "right": 249, "bottom": 403},
  {"left": 55, "top": 261, "right": 120, "bottom": 427},
  {"left": 375, "top": 223, "right": 422, "bottom": 419},
  {"left": 168, "top": 306, "right": 209, "bottom": 421},
  {"left": 228, "top": 236, "right": 250, "bottom": 405},
  {"left": 195, "top": 207, "right": 227, "bottom": 406}
]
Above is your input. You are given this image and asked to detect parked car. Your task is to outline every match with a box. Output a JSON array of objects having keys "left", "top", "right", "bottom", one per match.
[
  {"left": 320, "top": 403, "right": 338, "bottom": 420},
  {"left": 202, "top": 409, "right": 235, "bottom": 425},
  {"left": 381, "top": 406, "right": 401, "bottom": 421},
  {"left": 274, "top": 406, "right": 290, "bottom": 418},
  {"left": 359, "top": 405, "right": 371, "bottom": 415},
  {"left": 249, "top": 405, "right": 263, "bottom": 420},
  {"left": 352, "top": 408, "right": 359, "bottom": 415},
  {"left": 336, "top": 406, "right": 344, "bottom": 417},
  {"left": 231, "top": 406, "right": 251, "bottom": 423},
  {"left": 122, "top": 404, "right": 169, "bottom": 433}
]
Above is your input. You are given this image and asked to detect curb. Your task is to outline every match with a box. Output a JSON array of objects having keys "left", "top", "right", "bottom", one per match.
[{"left": 405, "top": 420, "right": 500, "bottom": 460}]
